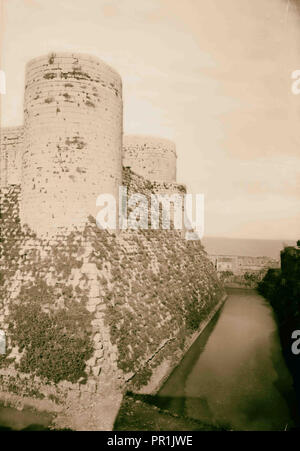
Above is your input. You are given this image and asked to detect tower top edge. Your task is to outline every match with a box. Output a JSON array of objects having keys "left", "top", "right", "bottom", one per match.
[
  {"left": 123, "top": 134, "right": 177, "bottom": 157},
  {"left": 25, "top": 52, "right": 122, "bottom": 80}
]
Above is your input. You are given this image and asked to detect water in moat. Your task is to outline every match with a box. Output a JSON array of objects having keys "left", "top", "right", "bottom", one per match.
[
  {"left": 156, "top": 288, "right": 296, "bottom": 431},
  {"left": 1, "top": 289, "right": 297, "bottom": 431},
  {"left": 0, "top": 405, "right": 53, "bottom": 430}
]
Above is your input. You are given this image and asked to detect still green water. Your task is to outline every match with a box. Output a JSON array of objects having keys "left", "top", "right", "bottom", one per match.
[
  {"left": 0, "top": 289, "right": 296, "bottom": 431},
  {"left": 0, "top": 405, "right": 52, "bottom": 430},
  {"left": 158, "top": 289, "right": 296, "bottom": 431}
]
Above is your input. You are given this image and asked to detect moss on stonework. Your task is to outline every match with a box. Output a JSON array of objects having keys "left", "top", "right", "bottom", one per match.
[
  {"left": 8, "top": 281, "right": 93, "bottom": 383},
  {"left": 84, "top": 168, "right": 224, "bottom": 386},
  {"left": 0, "top": 186, "right": 94, "bottom": 383},
  {"left": 0, "top": 170, "right": 224, "bottom": 390}
]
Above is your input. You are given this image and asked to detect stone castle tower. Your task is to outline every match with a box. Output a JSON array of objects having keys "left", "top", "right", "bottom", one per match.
[
  {"left": 0, "top": 52, "right": 180, "bottom": 236},
  {"left": 0, "top": 53, "right": 224, "bottom": 431},
  {"left": 21, "top": 53, "right": 123, "bottom": 236}
]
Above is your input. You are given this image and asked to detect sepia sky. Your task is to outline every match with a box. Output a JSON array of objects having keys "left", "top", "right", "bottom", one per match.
[{"left": 0, "top": 0, "right": 299, "bottom": 240}]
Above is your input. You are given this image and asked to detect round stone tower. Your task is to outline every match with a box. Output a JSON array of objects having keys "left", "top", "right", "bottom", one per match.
[
  {"left": 21, "top": 53, "right": 123, "bottom": 235},
  {"left": 123, "top": 135, "right": 177, "bottom": 183}
]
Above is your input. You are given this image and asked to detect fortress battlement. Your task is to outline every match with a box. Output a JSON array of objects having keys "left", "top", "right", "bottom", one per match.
[
  {"left": 0, "top": 53, "right": 224, "bottom": 431},
  {"left": 1, "top": 52, "right": 180, "bottom": 236}
]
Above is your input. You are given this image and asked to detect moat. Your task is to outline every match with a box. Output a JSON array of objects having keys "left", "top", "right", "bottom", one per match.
[
  {"left": 155, "top": 288, "right": 296, "bottom": 431},
  {"left": 0, "top": 289, "right": 297, "bottom": 431}
]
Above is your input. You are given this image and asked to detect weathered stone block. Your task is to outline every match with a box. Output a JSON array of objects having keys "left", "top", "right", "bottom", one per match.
[
  {"left": 92, "top": 365, "right": 101, "bottom": 377},
  {"left": 80, "top": 379, "right": 97, "bottom": 393},
  {"left": 94, "top": 349, "right": 104, "bottom": 359}
]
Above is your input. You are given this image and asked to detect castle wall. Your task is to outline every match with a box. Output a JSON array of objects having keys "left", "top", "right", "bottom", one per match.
[
  {"left": 20, "top": 53, "right": 123, "bottom": 236},
  {"left": 0, "top": 177, "right": 224, "bottom": 430},
  {"left": 0, "top": 52, "right": 225, "bottom": 430},
  {"left": 0, "top": 127, "right": 24, "bottom": 187},
  {"left": 123, "top": 135, "right": 177, "bottom": 183}
]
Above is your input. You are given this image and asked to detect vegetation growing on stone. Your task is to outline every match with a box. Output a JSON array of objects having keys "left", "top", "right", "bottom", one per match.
[
  {"left": 0, "top": 168, "right": 224, "bottom": 394},
  {"left": 0, "top": 186, "right": 94, "bottom": 383},
  {"left": 8, "top": 281, "right": 93, "bottom": 383}
]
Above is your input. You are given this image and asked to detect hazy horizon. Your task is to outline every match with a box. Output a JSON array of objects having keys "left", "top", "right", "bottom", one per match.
[
  {"left": 203, "top": 234, "right": 297, "bottom": 242},
  {"left": 202, "top": 235, "right": 296, "bottom": 259}
]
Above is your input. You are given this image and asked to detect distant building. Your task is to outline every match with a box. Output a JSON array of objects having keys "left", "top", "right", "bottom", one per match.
[{"left": 208, "top": 254, "right": 279, "bottom": 274}]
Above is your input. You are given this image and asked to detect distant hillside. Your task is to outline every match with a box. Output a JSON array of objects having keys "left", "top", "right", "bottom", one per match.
[{"left": 202, "top": 237, "right": 295, "bottom": 259}]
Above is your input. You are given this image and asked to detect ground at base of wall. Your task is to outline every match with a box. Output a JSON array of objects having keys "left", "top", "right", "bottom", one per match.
[
  {"left": 113, "top": 392, "right": 226, "bottom": 431},
  {"left": 0, "top": 388, "right": 124, "bottom": 431},
  {"left": 51, "top": 388, "right": 123, "bottom": 431}
]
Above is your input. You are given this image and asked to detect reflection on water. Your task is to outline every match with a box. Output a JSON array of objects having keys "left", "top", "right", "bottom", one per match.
[{"left": 158, "top": 289, "right": 295, "bottom": 431}]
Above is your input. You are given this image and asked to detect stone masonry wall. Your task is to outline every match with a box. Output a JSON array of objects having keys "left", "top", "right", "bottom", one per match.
[
  {"left": 0, "top": 51, "right": 224, "bottom": 430},
  {"left": 0, "top": 174, "right": 224, "bottom": 430},
  {"left": 0, "top": 127, "right": 24, "bottom": 187},
  {"left": 21, "top": 53, "right": 123, "bottom": 236}
]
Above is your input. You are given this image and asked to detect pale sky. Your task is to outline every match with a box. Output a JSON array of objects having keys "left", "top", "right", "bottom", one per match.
[{"left": 0, "top": 0, "right": 299, "bottom": 240}]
